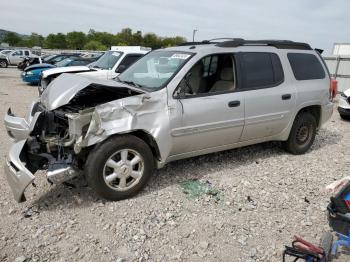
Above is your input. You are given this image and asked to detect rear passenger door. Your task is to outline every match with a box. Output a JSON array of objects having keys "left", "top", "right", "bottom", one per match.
[{"left": 237, "top": 52, "right": 296, "bottom": 141}]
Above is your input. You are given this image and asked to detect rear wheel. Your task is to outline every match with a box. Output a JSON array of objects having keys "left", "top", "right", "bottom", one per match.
[
  {"left": 283, "top": 112, "right": 317, "bottom": 154},
  {"left": 85, "top": 135, "right": 154, "bottom": 201},
  {"left": 0, "top": 59, "right": 8, "bottom": 68}
]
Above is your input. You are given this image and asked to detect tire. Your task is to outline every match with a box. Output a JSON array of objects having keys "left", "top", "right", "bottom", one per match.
[
  {"left": 340, "top": 114, "right": 350, "bottom": 121},
  {"left": 319, "top": 232, "right": 333, "bottom": 262},
  {"left": 0, "top": 59, "right": 8, "bottom": 68},
  {"left": 85, "top": 135, "right": 154, "bottom": 201},
  {"left": 283, "top": 112, "right": 317, "bottom": 154}
]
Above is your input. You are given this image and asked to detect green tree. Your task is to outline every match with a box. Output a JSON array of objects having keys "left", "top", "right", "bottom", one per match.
[
  {"left": 26, "top": 33, "right": 45, "bottom": 47},
  {"left": 87, "top": 30, "right": 114, "bottom": 48},
  {"left": 143, "top": 33, "right": 162, "bottom": 49},
  {"left": 115, "top": 28, "right": 133, "bottom": 45},
  {"left": 66, "top": 31, "right": 86, "bottom": 50},
  {"left": 162, "top": 36, "right": 186, "bottom": 47},
  {"left": 84, "top": 40, "right": 107, "bottom": 50},
  {"left": 3, "top": 32, "right": 21, "bottom": 46},
  {"left": 45, "top": 33, "right": 67, "bottom": 49}
]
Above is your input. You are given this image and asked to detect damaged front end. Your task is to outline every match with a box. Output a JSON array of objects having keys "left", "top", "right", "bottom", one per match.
[{"left": 4, "top": 74, "right": 146, "bottom": 202}]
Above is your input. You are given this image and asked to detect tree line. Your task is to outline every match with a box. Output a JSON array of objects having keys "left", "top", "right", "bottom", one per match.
[{"left": 2, "top": 28, "right": 187, "bottom": 50}]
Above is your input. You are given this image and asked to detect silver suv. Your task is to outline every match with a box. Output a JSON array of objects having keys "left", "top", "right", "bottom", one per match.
[{"left": 4, "top": 39, "right": 334, "bottom": 202}]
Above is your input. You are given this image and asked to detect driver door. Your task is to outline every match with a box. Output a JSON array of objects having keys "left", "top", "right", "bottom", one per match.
[
  {"left": 169, "top": 53, "right": 245, "bottom": 156},
  {"left": 9, "top": 50, "right": 23, "bottom": 64}
]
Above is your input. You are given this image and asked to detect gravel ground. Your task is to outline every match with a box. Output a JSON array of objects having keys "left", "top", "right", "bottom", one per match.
[{"left": 0, "top": 67, "right": 349, "bottom": 262}]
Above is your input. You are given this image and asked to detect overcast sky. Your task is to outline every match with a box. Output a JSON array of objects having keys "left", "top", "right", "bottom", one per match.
[{"left": 1, "top": 0, "right": 349, "bottom": 54}]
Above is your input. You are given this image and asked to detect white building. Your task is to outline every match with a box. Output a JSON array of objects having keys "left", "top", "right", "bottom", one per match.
[{"left": 323, "top": 43, "right": 350, "bottom": 92}]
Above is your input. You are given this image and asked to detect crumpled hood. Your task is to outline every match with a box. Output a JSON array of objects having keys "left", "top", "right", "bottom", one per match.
[
  {"left": 40, "top": 73, "right": 145, "bottom": 111},
  {"left": 41, "top": 66, "right": 92, "bottom": 78}
]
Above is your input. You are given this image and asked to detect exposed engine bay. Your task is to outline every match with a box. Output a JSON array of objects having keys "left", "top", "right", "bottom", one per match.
[
  {"left": 4, "top": 72, "right": 168, "bottom": 202},
  {"left": 23, "top": 81, "right": 143, "bottom": 185}
]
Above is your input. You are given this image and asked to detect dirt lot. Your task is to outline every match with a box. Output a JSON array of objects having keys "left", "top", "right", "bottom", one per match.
[{"left": 0, "top": 67, "right": 349, "bottom": 262}]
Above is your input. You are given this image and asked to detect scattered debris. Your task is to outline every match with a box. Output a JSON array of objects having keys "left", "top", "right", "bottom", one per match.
[
  {"left": 22, "top": 206, "right": 39, "bottom": 218},
  {"left": 179, "top": 180, "right": 220, "bottom": 199}
]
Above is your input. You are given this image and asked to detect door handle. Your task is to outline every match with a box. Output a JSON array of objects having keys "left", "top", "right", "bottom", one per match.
[
  {"left": 282, "top": 94, "right": 291, "bottom": 100},
  {"left": 228, "top": 100, "right": 240, "bottom": 107}
]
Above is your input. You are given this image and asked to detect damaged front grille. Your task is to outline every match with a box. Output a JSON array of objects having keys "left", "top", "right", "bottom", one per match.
[{"left": 31, "top": 102, "right": 45, "bottom": 116}]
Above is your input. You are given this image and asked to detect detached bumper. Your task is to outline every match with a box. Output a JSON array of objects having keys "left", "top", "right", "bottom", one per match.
[
  {"left": 4, "top": 140, "right": 35, "bottom": 202},
  {"left": 4, "top": 102, "right": 42, "bottom": 141}
]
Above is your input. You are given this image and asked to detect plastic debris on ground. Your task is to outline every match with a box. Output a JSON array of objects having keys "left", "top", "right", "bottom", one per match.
[{"left": 179, "top": 179, "right": 220, "bottom": 200}]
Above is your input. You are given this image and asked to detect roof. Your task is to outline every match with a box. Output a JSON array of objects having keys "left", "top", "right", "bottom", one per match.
[{"left": 181, "top": 39, "right": 311, "bottom": 49}]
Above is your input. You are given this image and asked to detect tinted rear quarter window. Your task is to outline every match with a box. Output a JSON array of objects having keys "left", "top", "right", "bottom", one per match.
[
  {"left": 240, "top": 52, "right": 284, "bottom": 89},
  {"left": 287, "top": 53, "right": 325, "bottom": 80}
]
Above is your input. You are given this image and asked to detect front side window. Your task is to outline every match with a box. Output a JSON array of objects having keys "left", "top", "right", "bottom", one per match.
[
  {"left": 288, "top": 53, "right": 325, "bottom": 80},
  {"left": 24, "top": 51, "right": 30, "bottom": 56},
  {"left": 117, "top": 51, "right": 193, "bottom": 91},
  {"left": 93, "top": 51, "right": 123, "bottom": 70},
  {"left": 240, "top": 52, "right": 284, "bottom": 89},
  {"left": 12, "top": 51, "right": 23, "bottom": 56},
  {"left": 176, "top": 53, "right": 236, "bottom": 97}
]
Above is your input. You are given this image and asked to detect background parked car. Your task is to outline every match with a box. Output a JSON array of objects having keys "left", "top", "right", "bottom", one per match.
[
  {"left": 338, "top": 89, "right": 350, "bottom": 120},
  {"left": 0, "top": 49, "right": 38, "bottom": 68},
  {"left": 40, "top": 46, "right": 149, "bottom": 92},
  {"left": 0, "top": 49, "right": 12, "bottom": 56},
  {"left": 17, "top": 57, "right": 42, "bottom": 71},
  {"left": 43, "top": 53, "right": 82, "bottom": 65},
  {"left": 21, "top": 57, "right": 97, "bottom": 85}
]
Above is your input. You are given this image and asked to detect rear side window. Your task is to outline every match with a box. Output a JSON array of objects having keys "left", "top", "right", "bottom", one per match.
[
  {"left": 240, "top": 52, "right": 284, "bottom": 89},
  {"left": 287, "top": 53, "right": 325, "bottom": 80}
]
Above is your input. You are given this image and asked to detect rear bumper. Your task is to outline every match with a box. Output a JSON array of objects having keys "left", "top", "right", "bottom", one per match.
[
  {"left": 4, "top": 140, "right": 35, "bottom": 202},
  {"left": 320, "top": 102, "right": 333, "bottom": 127},
  {"left": 4, "top": 101, "right": 42, "bottom": 141}
]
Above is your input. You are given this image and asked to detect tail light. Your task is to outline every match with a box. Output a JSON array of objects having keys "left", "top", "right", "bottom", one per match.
[{"left": 330, "top": 78, "right": 338, "bottom": 101}]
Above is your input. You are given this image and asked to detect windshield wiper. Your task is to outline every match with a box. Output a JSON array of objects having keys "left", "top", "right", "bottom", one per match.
[{"left": 116, "top": 78, "right": 144, "bottom": 89}]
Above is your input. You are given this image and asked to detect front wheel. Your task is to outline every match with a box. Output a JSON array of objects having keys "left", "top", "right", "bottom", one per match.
[
  {"left": 85, "top": 135, "right": 154, "bottom": 201},
  {"left": 0, "top": 59, "right": 8, "bottom": 68},
  {"left": 283, "top": 112, "right": 317, "bottom": 154}
]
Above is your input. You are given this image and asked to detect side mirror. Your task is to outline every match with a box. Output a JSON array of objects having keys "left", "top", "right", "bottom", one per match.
[{"left": 116, "top": 64, "right": 127, "bottom": 73}]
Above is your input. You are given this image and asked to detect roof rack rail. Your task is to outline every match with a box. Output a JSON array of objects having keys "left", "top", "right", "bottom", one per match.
[
  {"left": 216, "top": 39, "right": 312, "bottom": 50},
  {"left": 178, "top": 38, "right": 245, "bottom": 46}
]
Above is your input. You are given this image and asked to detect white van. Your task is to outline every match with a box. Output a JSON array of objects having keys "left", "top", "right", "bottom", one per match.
[{"left": 40, "top": 46, "right": 150, "bottom": 92}]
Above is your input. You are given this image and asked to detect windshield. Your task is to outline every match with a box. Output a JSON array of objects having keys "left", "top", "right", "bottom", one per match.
[
  {"left": 55, "top": 58, "right": 73, "bottom": 67},
  {"left": 42, "top": 55, "right": 56, "bottom": 62},
  {"left": 0, "top": 50, "right": 12, "bottom": 55},
  {"left": 93, "top": 51, "right": 123, "bottom": 69},
  {"left": 117, "top": 51, "right": 193, "bottom": 91}
]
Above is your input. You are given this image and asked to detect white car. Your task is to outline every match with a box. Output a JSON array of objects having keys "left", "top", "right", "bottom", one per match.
[
  {"left": 40, "top": 46, "right": 150, "bottom": 92},
  {"left": 338, "top": 89, "right": 350, "bottom": 119}
]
